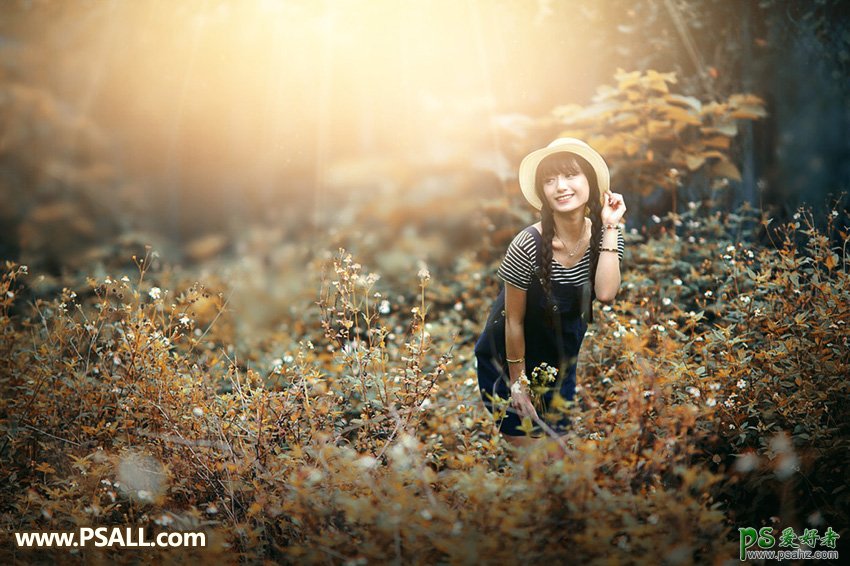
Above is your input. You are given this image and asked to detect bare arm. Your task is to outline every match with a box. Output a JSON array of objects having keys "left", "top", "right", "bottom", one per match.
[
  {"left": 504, "top": 282, "right": 537, "bottom": 419},
  {"left": 504, "top": 282, "right": 527, "bottom": 382},
  {"left": 595, "top": 227, "right": 622, "bottom": 302}
]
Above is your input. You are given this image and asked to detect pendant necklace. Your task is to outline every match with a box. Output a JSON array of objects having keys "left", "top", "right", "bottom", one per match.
[{"left": 555, "top": 218, "right": 588, "bottom": 257}]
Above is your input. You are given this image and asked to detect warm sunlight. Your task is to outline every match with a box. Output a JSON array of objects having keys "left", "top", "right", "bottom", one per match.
[{"left": 7, "top": 0, "right": 612, "bottom": 231}]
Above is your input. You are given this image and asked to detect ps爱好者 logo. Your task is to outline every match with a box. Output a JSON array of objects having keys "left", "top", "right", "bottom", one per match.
[{"left": 738, "top": 525, "right": 840, "bottom": 561}]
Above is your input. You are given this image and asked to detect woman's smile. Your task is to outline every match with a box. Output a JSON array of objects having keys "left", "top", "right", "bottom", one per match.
[{"left": 543, "top": 172, "right": 589, "bottom": 210}]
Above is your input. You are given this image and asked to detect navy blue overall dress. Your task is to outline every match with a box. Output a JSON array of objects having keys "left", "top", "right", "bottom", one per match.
[{"left": 474, "top": 225, "right": 593, "bottom": 437}]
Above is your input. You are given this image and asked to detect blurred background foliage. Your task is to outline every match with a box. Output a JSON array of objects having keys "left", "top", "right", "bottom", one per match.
[{"left": 1, "top": 0, "right": 849, "bottom": 278}]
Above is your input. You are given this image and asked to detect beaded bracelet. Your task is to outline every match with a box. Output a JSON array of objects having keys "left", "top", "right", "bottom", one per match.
[
  {"left": 604, "top": 224, "right": 620, "bottom": 231},
  {"left": 600, "top": 247, "right": 620, "bottom": 253}
]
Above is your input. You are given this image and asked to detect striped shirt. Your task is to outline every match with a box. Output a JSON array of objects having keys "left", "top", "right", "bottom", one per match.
[{"left": 497, "top": 226, "right": 625, "bottom": 290}]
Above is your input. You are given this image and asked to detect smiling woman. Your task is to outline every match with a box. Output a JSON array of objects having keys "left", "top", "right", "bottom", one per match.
[{"left": 474, "top": 138, "right": 626, "bottom": 454}]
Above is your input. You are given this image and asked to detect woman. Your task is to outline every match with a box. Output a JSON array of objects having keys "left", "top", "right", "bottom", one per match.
[{"left": 474, "top": 138, "right": 626, "bottom": 452}]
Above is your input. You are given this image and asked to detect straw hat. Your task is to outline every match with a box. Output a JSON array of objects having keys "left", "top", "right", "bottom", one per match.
[{"left": 518, "top": 138, "right": 610, "bottom": 210}]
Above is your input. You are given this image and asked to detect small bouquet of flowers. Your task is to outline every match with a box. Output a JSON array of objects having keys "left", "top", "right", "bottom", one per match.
[{"left": 528, "top": 362, "right": 558, "bottom": 414}]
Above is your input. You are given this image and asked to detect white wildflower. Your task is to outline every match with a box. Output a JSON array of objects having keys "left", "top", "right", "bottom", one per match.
[
  {"left": 379, "top": 300, "right": 391, "bottom": 314},
  {"left": 734, "top": 453, "right": 759, "bottom": 473},
  {"left": 148, "top": 287, "right": 162, "bottom": 300},
  {"left": 662, "top": 297, "right": 672, "bottom": 306},
  {"left": 192, "top": 407, "right": 204, "bottom": 418},
  {"left": 736, "top": 379, "right": 747, "bottom": 389},
  {"left": 651, "top": 215, "right": 661, "bottom": 223},
  {"left": 686, "top": 386, "right": 701, "bottom": 398},
  {"left": 673, "top": 278, "right": 683, "bottom": 285}
]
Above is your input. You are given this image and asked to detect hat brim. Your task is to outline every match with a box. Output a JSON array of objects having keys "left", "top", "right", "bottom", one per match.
[{"left": 518, "top": 138, "right": 610, "bottom": 211}]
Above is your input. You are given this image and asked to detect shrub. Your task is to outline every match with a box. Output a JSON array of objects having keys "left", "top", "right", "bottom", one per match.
[{"left": 2, "top": 202, "right": 847, "bottom": 563}]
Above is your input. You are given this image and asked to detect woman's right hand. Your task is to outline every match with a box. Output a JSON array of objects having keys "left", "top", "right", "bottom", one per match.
[{"left": 510, "top": 387, "right": 539, "bottom": 420}]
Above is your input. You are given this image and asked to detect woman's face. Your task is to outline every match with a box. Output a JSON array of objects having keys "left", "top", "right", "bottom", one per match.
[{"left": 540, "top": 168, "right": 590, "bottom": 214}]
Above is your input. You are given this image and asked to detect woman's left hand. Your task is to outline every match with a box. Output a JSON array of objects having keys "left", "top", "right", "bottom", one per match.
[{"left": 601, "top": 192, "right": 627, "bottom": 226}]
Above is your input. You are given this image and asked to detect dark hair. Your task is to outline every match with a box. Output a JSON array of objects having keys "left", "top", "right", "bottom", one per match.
[{"left": 534, "top": 152, "right": 603, "bottom": 327}]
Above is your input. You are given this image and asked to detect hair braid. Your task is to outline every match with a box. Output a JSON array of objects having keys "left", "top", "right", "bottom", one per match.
[
  {"left": 585, "top": 198, "right": 604, "bottom": 324},
  {"left": 539, "top": 203, "right": 556, "bottom": 328}
]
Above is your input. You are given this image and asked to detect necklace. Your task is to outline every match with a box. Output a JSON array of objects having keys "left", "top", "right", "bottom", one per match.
[{"left": 555, "top": 218, "right": 589, "bottom": 257}]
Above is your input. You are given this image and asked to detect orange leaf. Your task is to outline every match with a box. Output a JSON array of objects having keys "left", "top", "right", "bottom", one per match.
[
  {"left": 35, "top": 462, "right": 56, "bottom": 475},
  {"left": 825, "top": 253, "right": 838, "bottom": 271}
]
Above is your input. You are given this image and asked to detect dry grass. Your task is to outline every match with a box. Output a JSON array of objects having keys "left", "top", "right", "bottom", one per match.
[{"left": 1, "top": 202, "right": 848, "bottom": 564}]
